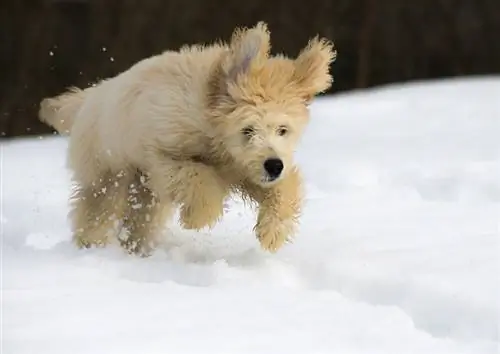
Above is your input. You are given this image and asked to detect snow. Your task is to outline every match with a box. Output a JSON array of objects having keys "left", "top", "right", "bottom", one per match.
[{"left": 2, "top": 76, "right": 499, "bottom": 354}]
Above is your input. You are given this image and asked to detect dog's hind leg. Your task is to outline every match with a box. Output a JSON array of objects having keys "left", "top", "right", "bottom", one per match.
[
  {"left": 120, "top": 171, "right": 174, "bottom": 255},
  {"left": 69, "top": 170, "right": 131, "bottom": 249}
]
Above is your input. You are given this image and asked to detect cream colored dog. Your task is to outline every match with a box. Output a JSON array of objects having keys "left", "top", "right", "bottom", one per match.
[{"left": 39, "top": 22, "right": 336, "bottom": 255}]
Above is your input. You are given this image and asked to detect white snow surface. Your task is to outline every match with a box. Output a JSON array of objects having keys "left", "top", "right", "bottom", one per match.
[{"left": 2, "top": 77, "right": 499, "bottom": 354}]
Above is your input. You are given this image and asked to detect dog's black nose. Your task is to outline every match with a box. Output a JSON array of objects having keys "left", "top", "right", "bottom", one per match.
[{"left": 263, "top": 158, "right": 284, "bottom": 179}]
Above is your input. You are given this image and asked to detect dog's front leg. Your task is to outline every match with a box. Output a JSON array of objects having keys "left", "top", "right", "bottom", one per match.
[
  {"left": 245, "top": 166, "right": 304, "bottom": 253},
  {"left": 146, "top": 151, "right": 230, "bottom": 230}
]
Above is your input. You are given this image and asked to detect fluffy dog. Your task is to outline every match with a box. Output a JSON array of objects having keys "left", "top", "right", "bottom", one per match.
[{"left": 39, "top": 22, "right": 336, "bottom": 255}]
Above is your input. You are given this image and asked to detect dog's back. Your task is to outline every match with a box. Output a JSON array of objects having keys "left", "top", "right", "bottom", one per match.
[{"left": 38, "top": 43, "right": 231, "bottom": 178}]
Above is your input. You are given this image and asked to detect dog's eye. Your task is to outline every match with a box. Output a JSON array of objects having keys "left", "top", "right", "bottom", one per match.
[
  {"left": 277, "top": 126, "right": 288, "bottom": 136},
  {"left": 241, "top": 126, "right": 255, "bottom": 138}
]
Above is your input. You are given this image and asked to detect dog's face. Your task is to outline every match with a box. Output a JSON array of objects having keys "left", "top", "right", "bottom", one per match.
[
  {"left": 220, "top": 100, "right": 309, "bottom": 187},
  {"left": 207, "top": 22, "right": 336, "bottom": 187}
]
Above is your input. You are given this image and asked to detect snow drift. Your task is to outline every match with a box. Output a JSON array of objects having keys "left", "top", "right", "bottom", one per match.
[{"left": 2, "top": 77, "right": 499, "bottom": 354}]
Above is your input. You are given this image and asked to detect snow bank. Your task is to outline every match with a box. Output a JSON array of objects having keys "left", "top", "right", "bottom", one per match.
[{"left": 2, "top": 77, "right": 499, "bottom": 354}]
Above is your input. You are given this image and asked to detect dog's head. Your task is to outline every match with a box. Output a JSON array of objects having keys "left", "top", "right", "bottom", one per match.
[{"left": 207, "top": 22, "right": 336, "bottom": 187}]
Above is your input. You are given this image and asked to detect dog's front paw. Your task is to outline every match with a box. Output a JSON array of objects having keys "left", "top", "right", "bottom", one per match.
[
  {"left": 254, "top": 216, "right": 296, "bottom": 253},
  {"left": 173, "top": 164, "right": 229, "bottom": 230},
  {"left": 179, "top": 199, "right": 224, "bottom": 230}
]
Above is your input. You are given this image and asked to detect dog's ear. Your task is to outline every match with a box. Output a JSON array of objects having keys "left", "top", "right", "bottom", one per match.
[
  {"left": 222, "top": 22, "right": 271, "bottom": 83},
  {"left": 293, "top": 37, "right": 336, "bottom": 103}
]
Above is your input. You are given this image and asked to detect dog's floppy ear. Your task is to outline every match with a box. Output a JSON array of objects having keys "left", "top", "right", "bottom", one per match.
[
  {"left": 293, "top": 36, "right": 336, "bottom": 103},
  {"left": 222, "top": 21, "right": 271, "bottom": 83}
]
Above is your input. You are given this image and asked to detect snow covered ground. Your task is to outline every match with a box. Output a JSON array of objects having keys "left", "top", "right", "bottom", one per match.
[{"left": 2, "top": 77, "right": 499, "bottom": 354}]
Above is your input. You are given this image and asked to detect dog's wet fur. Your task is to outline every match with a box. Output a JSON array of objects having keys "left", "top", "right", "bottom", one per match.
[{"left": 39, "top": 22, "right": 336, "bottom": 255}]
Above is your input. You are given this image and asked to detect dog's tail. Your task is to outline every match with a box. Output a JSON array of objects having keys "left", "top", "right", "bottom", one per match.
[{"left": 39, "top": 86, "right": 90, "bottom": 135}]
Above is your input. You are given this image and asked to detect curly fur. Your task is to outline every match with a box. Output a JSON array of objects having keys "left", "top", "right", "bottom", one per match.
[{"left": 39, "top": 22, "right": 336, "bottom": 255}]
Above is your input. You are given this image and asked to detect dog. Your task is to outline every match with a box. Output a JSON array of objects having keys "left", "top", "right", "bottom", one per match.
[{"left": 39, "top": 22, "right": 336, "bottom": 255}]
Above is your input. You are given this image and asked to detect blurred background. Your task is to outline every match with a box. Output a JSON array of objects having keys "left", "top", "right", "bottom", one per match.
[{"left": 2, "top": 0, "right": 499, "bottom": 138}]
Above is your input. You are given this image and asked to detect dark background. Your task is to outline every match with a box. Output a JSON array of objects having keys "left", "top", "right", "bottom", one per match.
[{"left": 2, "top": 0, "right": 499, "bottom": 138}]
